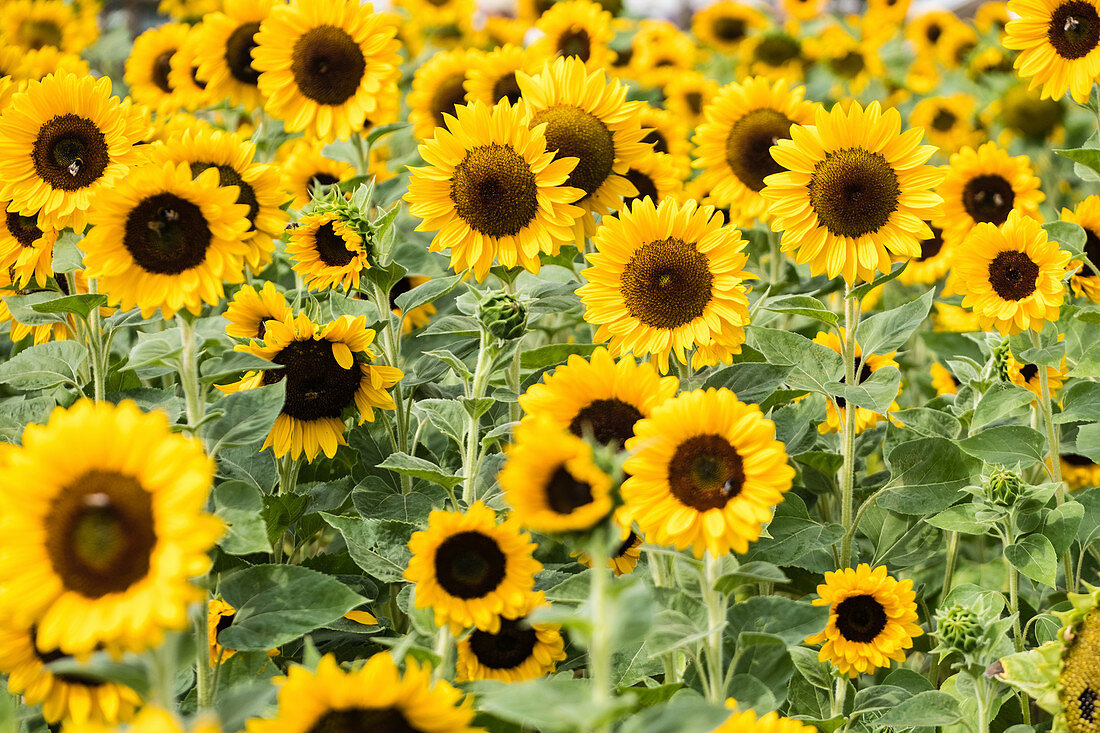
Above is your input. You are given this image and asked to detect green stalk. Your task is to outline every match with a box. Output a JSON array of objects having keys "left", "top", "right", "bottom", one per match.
[
  {"left": 700, "top": 553, "right": 728, "bottom": 702},
  {"left": 195, "top": 608, "right": 213, "bottom": 710},
  {"left": 838, "top": 288, "right": 861, "bottom": 569},
  {"left": 462, "top": 331, "right": 493, "bottom": 506},
  {"left": 432, "top": 625, "right": 453, "bottom": 683},
  {"left": 371, "top": 281, "right": 412, "bottom": 493},
  {"left": 587, "top": 536, "right": 613, "bottom": 733},
  {"left": 178, "top": 315, "right": 205, "bottom": 428},
  {"left": 85, "top": 276, "right": 108, "bottom": 402},
  {"left": 1006, "top": 554, "right": 1024, "bottom": 653},
  {"left": 831, "top": 675, "right": 847, "bottom": 718},
  {"left": 941, "top": 530, "right": 960, "bottom": 599}
]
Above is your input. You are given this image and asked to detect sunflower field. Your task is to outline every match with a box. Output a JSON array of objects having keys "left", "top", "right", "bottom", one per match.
[{"left": 7, "top": 0, "right": 1100, "bottom": 730}]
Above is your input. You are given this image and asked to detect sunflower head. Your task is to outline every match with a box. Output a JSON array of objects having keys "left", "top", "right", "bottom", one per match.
[
  {"left": 1005, "top": 0, "right": 1100, "bottom": 103},
  {"left": 530, "top": 0, "right": 615, "bottom": 70},
  {"left": 455, "top": 590, "right": 566, "bottom": 683},
  {"left": 1000, "top": 83, "right": 1066, "bottom": 141}
]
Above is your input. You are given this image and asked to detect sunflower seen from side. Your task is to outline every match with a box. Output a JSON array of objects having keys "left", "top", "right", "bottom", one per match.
[
  {"left": 407, "top": 48, "right": 482, "bottom": 140},
  {"left": 1061, "top": 196, "right": 1100, "bottom": 302},
  {"left": 405, "top": 99, "right": 584, "bottom": 281},
  {"left": 939, "top": 141, "right": 1044, "bottom": 247},
  {"left": 578, "top": 197, "right": 753, "bottom": 374},
  {"left": 0, "top": 204, "right": 58, "bottom": 288},
  {"left": 225, "top": 281, "right": 291, "bottom": 340},
  {"left": 220, "top": 313, "right": 403, "bottom": 461},
  {"left": 529, "top": 0, "right": 615, "bottom": 71},
  {"left": 455, "top": 591, "right": 566, "bottom": 683},
  {"left": 287, "top": 211, "right": 370, "bottom": 292},
  {"left": 621, "top": 388, "right": 795, "bottom": 558},
  {"left": 805, "top": 563, "right": 923, "bottom": 678},
  {"left": 194, "top": 0, "right": 275, "bottom": 110},
  {"left": 0, "top": 400, "right": 222, "bottom": 657},
  {"left": 898, "top": 225, "right": 952, "bottom": 285},
  {"left": 813, "top": 330, "right": 902, "bottom": 435},
  {"left": 405, "top": 501, "right": 541, "bottom": 633},
  {"left": 955, "top": 209, "right": 1070, "bottom": 335},
  {"left": 761, "top": 101, "right": 944, "bottom": 285},
  {"left": 125, "top": 23, "right": 191, "bottom": 112},
  {"left": 1004, "top": 0, "right": 1100, "bottom": 103},
  {"left": 576, "top": 514, "right": 644, "bottom": 576},
  {"left": 930, "top": 362, "right": 960, "bottom": 396}
]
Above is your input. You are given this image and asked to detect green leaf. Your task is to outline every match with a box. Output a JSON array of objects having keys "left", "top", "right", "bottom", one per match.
[
  {"left": 855, "top": 288, "right": 934, "bottom": 356},
  {"left": 52, "top": 230, "right": 84, "bottom": 272},
  {"left": 926, "top": 504, "right": 988, "bottom": 535},
  {"left": 30, "top": 293, "right": 108, "bottom": 319},
  {"left": 1044, "top": 500, "right": 1084, "bottom": 555},
  {"left": 470, "top": 678, "right": 636, "bottom": 732},
  {"left": 321, "top": 513, "right": 413, "bottom": 583},
  {"left": 213, "top": 480, "right": 272, "bottom": 555},
  {"left": 366, "top": 121, "right": 409, "bottom": 146},
  {"left": 422, "top": 349, "right": 473, "bottom": 380},
  {"left": 394, "top": 274, "right": 462, "bottom": 315},
  {"left": 1042, "top": 220, "right": 1088, "bottom": 253},
  {"left": 825, "top": 366, "right": 900, "bottom": 414},
  {"left": 1, "top": 292, "right": 66, "bottom": 325},
  {"left": 217, "top": 564, "right": 364, "bottom": 650},
  {"left": 1056, "top": 148, "right": 1100, "bottom": 180},
  {"left": 762, "top": 294, "right": 839, "bottom": 325},
  {"left": 0, "top": 341, "right": 86, "bottom": 391},
  {"left": 726, "top": 596, "right": 829, "bottom": 645},
  {"left": 1006, "top": 534, "right": 1058, "bottom": 587},
  {"left": 519, "top": 343, "right": 598, "bottom": 370},
  {"left": 413, "top": 398, "right": 467, "bottom": 446},
  {"left": 747, "top": 326, "right": 843, "bottom": 396},
  {"left": 352, "top": 485, "right": 440, "bottom": 523},
  {"left": 744, "top": 517, "right": 843, "bottom": 568},
  {"left": 957, "top": 426, "right": 1047, "bottom": 466},
  {"left": 713, "top": 561, "right": 789, "bottom": 592},
  {"left": 127, "top": 329, "right": 186, "bottom": 378},
  {"left": 972, "top": 383, "right": 1037, "bottom": 431},
  {"left": 1074, "top": 422, "right": 1100, "bottom": 463},
  {"left": 848, "top": 261, "right": 908, "bottom": 300},
  {"left": 789, "top": 646, "right": 833, "bottom": 690},
  {"left": 703, "top": 362, "right": 793, "bottom": 405},
  {"left": 1069, "top": 342, "right": 1100, "bottom": 378},
  {"left": 203, "top": 381, "right": 286, "bottom": 457},
  {"left": 377, "top": 452, "right": 464, "bottom": 490},
  {"left": 616, "top": 698, "right": 731, "bottom": 733},
  {"left": 874, "top": 691, "right": 962, "bottom": 728},
  {"left": 878, "top": 438, "right": 978, "bottom": 515},
  {"left": 1056, "top": 381, "right": 1100, "bottom": 423}
]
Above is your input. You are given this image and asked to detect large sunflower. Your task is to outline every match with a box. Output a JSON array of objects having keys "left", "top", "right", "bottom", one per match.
[
  {"left": 151, "top": 127, "right": 288, "bottom": 273},
  {"left": 194, "top": 0, "right": 277, "bottom": 109},
  {"left": 280, "top": 138, "right": 355, "bottom": 210},
  {"left": 517, "top": 56, "right": 652, "bottom": 238},
  {"left": 908, "top": 94, "right": 980, "bottom": 155},
  {"left": 287, "top": 211, "right": 371, "bottom": 291},
  {"left": 518, "top": 345, "right": 678, "bottom": 447},
  {"left": 1005, "top": 0, "right": 1100, "bottom": 103},
  {"left": 224, "top": 281, "right": 291, "bottom": 340},
  {"left": 691, "top": 76, "right": 817, "bottom": 226},
  {"left": 247, "top": 653, "right": 481, "bottom": 733},
  {"left": 939, "top": 141, "right": 1044, "bottom": 246},
  {"left": 405, "top": 99, "right": 584, "bottom": 281},
  {"left": 252, "top": 0, "right": 401, "bottom": 141},
  {"left": 0, "top": 0, "right": 96, "bottom": 54},
  {"left": 1061, "top": 196, "right": 1100, "bottom": 302},
  {"left": 813, "top": 330, "right": 903, "bottom": 435},
  {"left": 0, "top": 400, "right": 222, "bottom": 657},
  {"left": 761, "top": 101, "right": 944, "bottom": 285},
  {"left": 529, "top": 0, "right": 615, "bottom": 71},
  {"left": 0, "top": 72, "right": 149, "bottom": 229},
  {"left": 0, "top": 203, "right": 58, "bottom": 288},
  {"left": 455, "top": 591, "right": 566, "bottom": 683},
  {"left": 577, "top": 197, "right": 753, "bottom": 374},
  {"left": 464, "top": 44, "right": 533, "bottom": 106},
  {"left": 499, "top": 417, "right": 614, "bottom": 534},
  {"left": 220, "top": 313, "right": 402, "bottom": 461},
  {"left": 622, "top": 388, "right": 794, "bottom": 558},
  {"left": 405, "top": 501, "right": 541, "bottom": 634},
  {"left": 955, "top": 209, "right": 1070, "bottom": 335},
  {"left": 407, "top": 48, "right": 482, "bottom": 140},
  {"left": 81, "top": 161, "right": 251, "bottom": 320},
  {"left": 125, "top": 23, "right": 191, "bottom": 112},
  {"left": 691, "top": 1, "right": 766, "bottom": 53},
  {"left": 805, "top": 564, "right": 923, "bottom": 678}
]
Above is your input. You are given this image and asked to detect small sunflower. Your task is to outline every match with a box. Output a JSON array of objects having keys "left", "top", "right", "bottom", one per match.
[
  {"left": 662, "top": 71, "right": 720, "bottom": 129},
  {"left": 906, "top": 10, "right": 962, "bottom": 57},
  {"left": 0, "top": 203, "right": 58, "bottom": 288},
  {"left": 865, "top": 0, "right": 911, "bottom": 26},
  {"left": 761, "top": 101, "right": 944, "bottom": 285},
  {"left": 280, "top": 138, "right": 356, "bottom": 210},
  {"left": 194, "top": 0, "right": 276, "bottom": 110},
  {"left": 1061, "top": 196, "right": 1100, "bottom": 302},
  {"left": 575, "top": 511, "right": 643, "bottom": 575},
  {"left": 1, "top": 0, "right": 96, "bottom": 54},
  {"left": 125, "top": 23, "right": 191, "bottom": 112},
  {"left": 405, "top": 99, "right": 584, "bottom": 281},
  {"left": 407, "top": 48, "right": 481, "bottom": 140},
  {"left": 81, "top": 161, "right": 251, "bottom": 320},
  {"left": 805, "top": 563, "right": 923, "bottom": 678},
  {"left": 739, "top": 29, "right": 808, "bottom": 82},
  {"left": 619, "top": 152, "right": 683, "bottom": 211},
  {"left": 287, "top": 211, "right": 370, "bottom": 292},
  {"left": 691, "top": 1, "right": 766, "bottom": 53},
  {"left": 1007, "top": 350, "right": 1066, "bottom": 400},
  {"left": 168, "top": 27, "right": 213, "bottom": 111},
  {"left": 0, "top": 621, "right": 142, "bottom": 725},
  {"left": 0, "top": 400, "right": 222, "bottom": 657},
  {"left": 712, "top": 707, "right": 819, "bottom": 733},
  {"left": 898, "top": 225, "right": 952, "bottom": 285},
  {"left": 930, "top": 362, "right": 959, "bottom": 396},
  {"left": 692, "top": 76, "right": 817, "bottom": 226},
  {"left": 404, "top": 501, "right": 541, "bottom": 634},
  {"left": 578, "top": 197, "right": 753, "bottom": 373},
  {"left": 955, "top": 210, "right": 1070, "bottom": 336},
  {"left": 396, "top": 0, "right": 475, "bottom": 29},
  {"left": 621, "top": 387, "right": 794, "bottom": 558},
  {"left": 813, "top": 330, "right": 902, "bottom": 435},
  {"left": 66, "top": 705, "right": 222, "bottom": 733},
  {"left": 0, "top": 72, "right": 149, "bottom": 230},
  {"left": 996, "top": 83, "right": 1067, "bottom": 142},
  {"left": 158, "top": 0, "right": 221, "bottom": 21},
  {"left": 246, "top": 653, "right": 481, "bottom": 733},
  {"left": 908, "top": 94, "right": 980, "bottom": 154},
  {"left": 252, "top": 0, "right": 402, "bottom": 141},
  {"left": 638, "top": 105, "right": 691, "bottom": 176},
  {"left": 529, "top": 0, "right": 615, "bottom": 71},
  {"left": 1005, "top": 0, "right": 1100, "bottom": 103},
  {"left": 455, "top": 591, "right": 566, "bottom": 683},
  {"left": 1061, "top": 454, "right": 1100, "bottom": 490},
  {"left": 810, "top": 28, "right": 887, "bottom": 96},
  {"left": 976, "top": 0, "right": 1011, "bottom": 33},
  {"left": 10, "top": 46, "right": 91, "bottom": 83},
  {"left": 517, "top": 56, "right": 652, "bottom": 238},
  {"left": 208, "top": 598, "right": 237, "bottom": 663},
  {"left": 224, "top": 281, "right": 291, "bottom": 340},
  {"left": 389, "top": 276, "right": 436, "bottom": 333},
  {"left": 220, "top": 313, "right": 403, "bottom": 461},
  {"left": 464, "top": 44, "right": 533, "bottom": 106},
  {"left": 939, "top": 142, "right": 1044, "bottom": 247},
  {"left": 629, "top": 21, "right": 697, "bottom": 86},
  {"left": 779, "top": 0, "right": 827, "bottom": 21}
]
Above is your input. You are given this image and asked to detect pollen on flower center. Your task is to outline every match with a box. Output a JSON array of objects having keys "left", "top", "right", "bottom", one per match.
[
  {"left": 667, "top": 433, "right": 745, "bottom": 511},
  {"left": 32, "top": 114, "right": 110, "bottom": 192},
  {"left": 987, "top": 250, "right": 1039, "bottom": 300},
  {"left": 619, "top": 237, "right": 714, "bottom": 329},
  {"left": 1048, "top": 1, "right": 1100, "bottom": 59},
  {"left": 449, "top": 143, "right": 540, "bottom": 238},
  {"left": 807, "top": 148, "right": 900, "bottom": 238}
]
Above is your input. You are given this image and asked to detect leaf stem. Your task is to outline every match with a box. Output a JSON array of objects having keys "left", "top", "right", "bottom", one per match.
[{"left": 371, "top": 281, "right": 412, "bottom": 493}]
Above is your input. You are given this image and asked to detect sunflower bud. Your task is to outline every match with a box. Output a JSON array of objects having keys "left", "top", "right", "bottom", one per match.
[
  {"left": 479, "top": 293, "right": 527, "bottom": 341},
  {"left": 984, "top": 467, "right": 1027, "bottom": 506},
  {"left": 992, "top": 338, "right": 1012, "bottom": 381},
  {"left": 935, "top": 605, "right": 983, "bottom": 654}
]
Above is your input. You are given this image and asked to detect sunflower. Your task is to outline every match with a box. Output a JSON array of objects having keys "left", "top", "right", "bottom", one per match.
[
  {"left": 761, "top": 101, "right": 944, "bottom": 285},
  {"left": 865, "top": 0, "right": 911, "bottom": 26},
  {"left": 908, "top": 94, "right": 980, "bottom": 154},
  {"left": 220, "top": 313, "right": 403, "bottom": 461},
  {"left": 125, "top": 23, "right": 191, "bottom": 112},
  {"left": 0, "top": 269, "right": 75, "bottom": 345},
  {"left": 618, "top": 153, "right": 683, "bottom": 211},
  {"left": 499, "top": 417, "right": 614, "bottom": 534},
  {"left": 1005, "top": 0, "right": 1100, "bottom": 103},
  {"left": 517, "top": 56, "right": 652, "bottom": 237},
  {"left": 933, "top": 302, "right": 983, "bottom": 332},
  {"left": 80, "top": 161, "right": 251, "bottom": 320},
  {"left": 407, "top": 48, "right": 482, "bottom": 140},
  {"left": 529, "top": 0, "right": 615, "bottom": 71},
  {"left": 739, "top": 29, "right": 808, "bottom": 82},
  {"left": 996, "top": 83, "right": 1067, "bottom": 142},
  {"left": 691, "top": 1, "right": 766, "bottom": 53},
  {"left": 464, "top": 44, "right": 534, "bottom": 106},
  {"left": 939, "top": 23, "right": 979, "bottom": 68},
  {"left": 930, "top": 362, "right": 959, "bottom": 396},
  {"left": 906, "top": 10, "right": 962, "bottom": 58},
  {"left": 813, "top": 330, "right": 902, "bottom": 435},
  {"left": 0, "top": 400, "right": 222, "bottom": 657},
  {"left": 66, "top": 706, "right": 222, "bottom": 733},
  {"left": 779, "top": 0, "right": 827, "bottom": 20},
  {"left": 151, "top": 127, "right": 288, "bottom": 273},
  {"left": 280, "top": 139, "right": 355, "bottom": 210},
  {"left": 455, "top": 590, "right": 565, "bottom": 683},
  {"left": 621, "top": 388, "right": 793, "bottom": 558},
  {"left": 168, "top": 27, "right": 213, "bottom": 111},
  {"left": 691, "top": 76, "right": 817, "bottom": 226},
  {"left": 1061, "top": 196, "right": 1100, "bottom": 302},
  {"left": 0, "top": 72, "right": 149, "bottom": 230},
  {"left": 0, "top": 203, "right": 58, "bottom": 288},
  {"left": 638, "top": 105, "right": 691, "bottom": 177},
  {"left": 970, "top": 46, "right": 1016, "bottom": 77},
  {"left": 712, "top": 707, "right": 819, "bottom": 733},
  {"left": 662, "top": 71, "right": 720, "bottom": 129},
  {"left": 405, "top": 99, "right": 584, "bottom": 281},
  {"left": 629, "top": 21, "right": 697, "bottom": 86},
  {"left": 194, "top": 0, "right": 276, "bottom": 110},
  {"left": 225, "top": 281, "right": 291, "bottom": 340},
  {"left": 578, "top": 197, "right": 753, "bottom": 373},
  {"left": 0, "top": 620, "right": 142, "bottom": 726},
  {"left": 11, "top": 46, "right": 92, "bottom": 82},
  {"left": 976, "top": 0, "right": 1011, "bottom": 33},
  {"left": 898, "top": 225, "right": 952, "bottom": 285},
  {"left": 1061, "top": 454, "right": 1100, "bottom": 490},
  {"left": 0, "top": 0, "right": 96, "bottom": 54},
  {"left": 405, "top": 501, "right": 541, "bottom": 634},
  {"left": 208, "top": 598, "right": 237, "bottom": 663},
  {"left": 389, "top": 276, "right": 436, "bottom": 333},
  {"left": 287, "top": 211, "right": 370, "bottom": 291},
  {"left": 955, "top": 209, "right": 1070, "bottom": 336},
  {"left": 810, "top": 27, "right": 887, "bottom": 96},
  {"left": 396, "top": 0, "right": 475, "bottom": 30},
  {"left": 575, "top": 511, "right": 643, "bottom": 575},
  {"left": 158, "top": 0, "right": 221, "bottom": 21},
  {"left": 805, "top": 564, "right": 923, "bottom": 678},
  {"left": 1007, "top": 350, "right": 1066, "bottom": 400}
]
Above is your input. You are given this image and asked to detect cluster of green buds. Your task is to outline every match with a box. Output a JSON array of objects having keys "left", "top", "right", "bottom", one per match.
[
  {"left": 478, "top": 292, "right": 528, "bottom": 341},
  {"left": 984, "top": 467, "right": 1028, "bottom": 507},
  {"left": 932, "top": 595, "right": 1015, "bottom": 671},
  {"left": 991, "top": 337, "right": 1012, "bottom": 382}
]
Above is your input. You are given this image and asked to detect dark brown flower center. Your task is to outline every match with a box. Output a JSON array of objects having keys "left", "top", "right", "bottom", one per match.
[
  {"left": 987, "top": 250, "right": 1039, "bottom": 301},
  {"left": 620, "top": 237, "right": 714, "bottom": 330},
  {"left": 32, "top": 114, "right": 110, "bottom": 192},
  {"left": 685, "top": 91, "right": 704, "bottom": 115},
  {"left": 307, "top": 708, "right": 418, "bottom": 733},
  {"left": 492, "top": 71, "right": 522, "bottom": 104},
  {"left": 1020, "top": 363, "right": 1039, "bottom": 382},
  {"left": 642, "top": 128, "right": 669, "bottom": 154},
  {"left": 224, "top": 21, "right": 262, "bottom": 85},
  {"left": 532, "top": 104, "right": 615, "bottom": 200},
  {"left": 931, "top": 108, "right": 957, "bottom": 131},
  {"left": 962, "top": 174, "right": 1015, "bottom": 225},
  {"left": 450, "top": 143, "right": 539, "bottom": 238},
  {"left": 19, "top": 19, "right": 63, "bottom": 50},
  {"left": 614, "top": 531, "right": 640, "bottom": 557},
  {"left": 712, "top": 16, "right": 747, "bottom": 43},
  {"left": 835, "top": 593, "right": 888, "bottom": 642},
  {"left": 189, "top": 162, "right": 260, "bottom": 232},
  {"left": 123, "top": 192, "right": 212, "bottom": 275},
  {"left": 153, "top": 50, "right": 175, "bottom": 93},
  {"left": 829, "top": 50, "right": 865, "bottom": 78},
  {"left": 622, "top": 168, "right": 658, "bottom": 208},
  {"left": 918, "top": 226, "right": 944, "bottom": 261},
  {"left": 313, "top": 221, "right": 357, "bottom": 267},
  {"left": 430, "top": 72, "right": 468, "bottom": 129},
  {"left": 725, "top": 107, "right": 795, "bottom": 192},
  {"left": 1048, "top": 0, "right": 1100, "bottom": 60},
  {"left": 433, "top": 531, "right": 507, "bottom": 599},
  {"left": 1063, "top": 453, "right": 1097, "bottom": 466},
  {"left": 261, "top": 337, "right": 362, "bottom": 420},
  {"left": 5, "top": 210, "right": 43, "bottom": 247},
  {"left": 1080, "top": 227, "right": 1100, "bottom": 277},
  {"left": 388, "top": 277, "right": 413, "bottom": 309},
  {"left": 557, "top": 28, "right": 591, "bottom": 61},
  {"left": 569, "top": 398, "right": 644, "bottom": 446},
  {"left": 808, "top": 148, "right": 900, "bottom": 238},
  {"left": 753, "top": 33, "right": 800, "bottom": 66},
  {"left": 667, "top": 434, "right": 744, "bottom": 511},
  {"left": 468, "top": 617, "right": 539, "bottom": 670},
  {"left": 290, "top": 25, "right": 367, "bottom": 106},
  {"left": 1002, "top": 87, "right": 1064, "bottom": 139},
  {"left": 1079, "top": 688, "right": 1099, "bottom": 724},
  {"left": 545, "top": 466, "right": 595, "bottom": 515}
]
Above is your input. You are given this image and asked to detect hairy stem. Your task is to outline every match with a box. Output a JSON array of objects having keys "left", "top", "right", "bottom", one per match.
[
  {"left": 701, "top": 553, "right": 728, "bottom": 702},
  {"left": 178, "top": 315, "right": 205, "bottom": 428},
  {"left": 838, "top": 288, "right": 861, "bottom": 569},
  {"left": 462, "top": 332, "right": 493, "bottom": 506},
  {"left": 195, "top": 609, "right": 213, "bottom": 710}
]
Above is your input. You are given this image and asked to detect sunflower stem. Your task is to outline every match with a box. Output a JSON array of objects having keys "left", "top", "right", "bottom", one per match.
[
  {"left": 462, "top": 330, "right": 494, "bottom": 506},
  {"left": 838, "top": 286, "right": 861, "bottom": 569},
  {"left": 85, "top": 277, "right": 108, "bottom": 402},
  {"left": 178, "top": 314, "right": 205, "bottom": 429},
  {"left": 432, "top": 624, "right": 453, "bottom": 683},
  {"left": 195, "top": 607, "right": 214, "bottom": 710},
  {"left": 768, "top": 230, "right": 783, "bottom": 287},
  {"left": 371, "top": 280, "right": 412, "bottom": 493},
  {"left": 700, "top": 553, "right": 728, "bottom": 703},
  {"left": 587, "top": 535, "right": 613, "bottom": 733},
  {"left": 1006, "top": 554, "right": 1024, "bottom": 653},
  {"left": 941, "top": 530, "right": 959, "bottom": 600},
  {"left": 1029, "top": 329, "right": 1075, "bottom": 592},
  {"left": 830, "top": 675, "right": 847, "bottom": 718}
]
